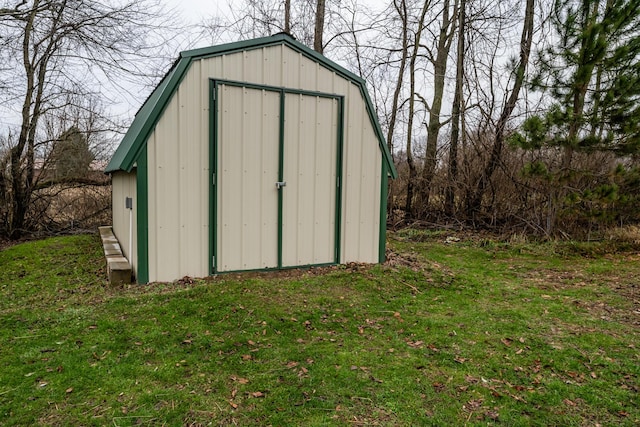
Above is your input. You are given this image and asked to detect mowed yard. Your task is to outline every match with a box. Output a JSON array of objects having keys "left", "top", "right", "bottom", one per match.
[{"left": 0, "top": 230, "right": 638, "bottom": 426}]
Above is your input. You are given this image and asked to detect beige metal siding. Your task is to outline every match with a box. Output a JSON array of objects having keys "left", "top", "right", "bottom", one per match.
[
  {"left": 111, "top": 171, "right": 137, "bottom": 275},
  {"left": 217, "top": 85, "right": 280, "bottom": 271},
  {"left": 341, "top": 82, "right": 382, "bottom": 264},
  {"left": 146, "top": 60, "right": 210, "bottom": 282},
  {"left": 145, "top": 43, "right": 383, "bottom": 281},
  {"left": 282, "top": 94, "right": 338, "bottom": 266}
]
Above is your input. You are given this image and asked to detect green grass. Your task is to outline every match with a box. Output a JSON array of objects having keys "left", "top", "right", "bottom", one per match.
[{"left": 0, "top": 232, "right": 638, "bottom": 426}]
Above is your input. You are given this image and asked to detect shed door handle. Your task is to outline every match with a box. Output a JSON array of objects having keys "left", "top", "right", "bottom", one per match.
[{"left": 276, "top": 181, "right": 286, "bottom": 189}]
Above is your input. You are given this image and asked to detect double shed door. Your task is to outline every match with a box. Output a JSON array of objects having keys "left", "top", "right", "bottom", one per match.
[{"left": 214, "top": 82, "right": 342, "bottom": 272}]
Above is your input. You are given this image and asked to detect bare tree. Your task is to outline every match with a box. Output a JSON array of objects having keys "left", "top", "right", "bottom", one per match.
[
  {"left": 466, "top": 0, "right": 535, "bottom": 216},
  {"left": 445, "top": 0, "right": 465, "bottom": 214},
  {"left": 218, "top": 0, "right": 317, "bottom": 46},
  {"left": 0, "top": 0, "right": 175, "bottom": 238},
  {"left": 404, "top": 0, "right": 431, "bottom": 218},
  {"left": 417, "top": 0, "right": 458, "bottom": 214}
]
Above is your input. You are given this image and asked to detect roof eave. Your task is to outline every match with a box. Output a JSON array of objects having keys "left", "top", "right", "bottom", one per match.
[{"left": 107, "top": 33, "right": 396, "bottom": 178}]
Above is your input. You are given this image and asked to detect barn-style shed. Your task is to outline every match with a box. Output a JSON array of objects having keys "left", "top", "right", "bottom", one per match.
[{"left": 106, "top": 33, "right": 397, "bottom": 283}]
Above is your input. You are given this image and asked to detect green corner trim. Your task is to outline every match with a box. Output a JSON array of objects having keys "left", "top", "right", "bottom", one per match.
[
  {"left": 379, "top": 161, "right": 389, "bottom": 263},
  {"left": 136, "top": 145, "right": 149, "bottom": 284},
  {"left": 335, "top": 96, "right": 345, "bottom": 264}
]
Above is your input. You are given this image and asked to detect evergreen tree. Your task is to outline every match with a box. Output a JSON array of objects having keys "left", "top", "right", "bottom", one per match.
[
  {"left": 50, "top": 127, "right": 94, "bottom": 181},
  {"left": 511, "top": 0, "right": 640, "bottom": 233}
]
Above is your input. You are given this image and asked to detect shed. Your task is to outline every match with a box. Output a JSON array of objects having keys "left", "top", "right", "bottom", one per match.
[{"left": 106, "top": 33, "right": 397, "bottom": 284}]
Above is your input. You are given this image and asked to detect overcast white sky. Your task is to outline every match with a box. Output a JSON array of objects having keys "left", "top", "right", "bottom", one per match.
[
  {"left": 164, "top": 0, "right": 231, "bottom": 48},
  {"left": 1, "top": 0, "right": 386, "bottom": 141},
  {"left": 166, "top": 0, "right": 224, "bottom": 24}
]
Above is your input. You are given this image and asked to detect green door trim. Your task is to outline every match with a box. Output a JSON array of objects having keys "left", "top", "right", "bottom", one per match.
[
  {"left": 208, "top": 79, "right": 217, "bottom": 274},
  {"left": 277, "top": 90, "right": 286, "bottom": 268},
  {"left": 209, "top": 79, "right": 344, "bottom": 274}
]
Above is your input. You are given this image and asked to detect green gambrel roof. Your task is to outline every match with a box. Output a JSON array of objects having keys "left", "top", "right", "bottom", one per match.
[{"left": 106, "top": 33, "right": 397, "bottom": 178}]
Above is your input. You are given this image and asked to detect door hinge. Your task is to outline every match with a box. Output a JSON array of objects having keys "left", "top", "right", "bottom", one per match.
[
  {"left": 212, "top": 256, "right": 215, "bottom": 267},
  {"left": 212, "top": 173, "right": 216, "bottom": 185}
]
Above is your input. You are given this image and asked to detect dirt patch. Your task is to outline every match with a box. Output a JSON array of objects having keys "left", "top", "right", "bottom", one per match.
[
  {"left": 0, "top": 237, "right": 16, "bottom": 252},
  {"left": 385, "top": 249, "right": 424, "bottom": 270},
  {"left": 523, "top": 266, "right": 640, "bottom": 328},
  {"left": 114, "top": 263, "right": 374, "bottom": 297}
]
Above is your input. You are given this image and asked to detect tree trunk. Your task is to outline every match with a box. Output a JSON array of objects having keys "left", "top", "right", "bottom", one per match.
[
  {"left": 386, "top": 0, "right": 410, "bottom": 218},
  {"left": 8, "top": 1, "right": 40, "bottom": 238},
  {"left": 445, "top": 0, "right": 465, "bottom": 215},
  {"left": 284, "top": 0, "right": 291, "bottom": 33},
  {"left": 418, "top": 0, "right": 456, "bottom": 215},
  {"left": 314, "top": 0, "right": 325, "bottom": 53},
  {"left": 404, "top": 0, "right": 430, "bottom": 220}
]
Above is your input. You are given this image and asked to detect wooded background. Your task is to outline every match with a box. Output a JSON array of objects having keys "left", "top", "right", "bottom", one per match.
[{"left": 1, "top": 0, "right": 639, "bottom": 239}]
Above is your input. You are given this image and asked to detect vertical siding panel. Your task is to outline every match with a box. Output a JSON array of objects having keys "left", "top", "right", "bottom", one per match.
[
  {"left": 313, "top": 97, "right": 324, "bottom": 262},
  {"left": 111, "top": 172, "right": 137, "bottom": 273},
  {"left": 317, "top": 66, "right": 334, "bottom": 93},
  {"left": 155, "top": 97, "right": 181, "bottom": 281},
  {"left": 146, "top": 132, "right": 158, "bottom": 281},
  {"left": 312, "top": 97, "right": 337, "bottom": 262},
  {"left": 262, "top": 45, "right": 282, "bottom": 87},
  {"left": 179, "top": 61, "right": 204, "bottom": 276},
  {"left": 358, "top": 108, "right": 375, "bottom": 262},
  {"left": 147, "top": 61, "right": 211, "bottom": 281},
  {"left": 219, "top": 85, "right": 243, "bottom": 270},
  {"left": 283, "top": 49, "right": 300, "bottom": 90},
  {"left": 296, "top": 95, "right": 315, "bottom": 264},
  {"left": 131, "top": 171, "right": 138, "bottom": 278},
  {"left": 243, "top": 49, "right": 262, "bottom": 83},
  {"left": 177, "top": 76, "right": 187, "bottom": 276},
  {"left": 205, "top": 56, "right": 223, "bottom": 82},
  {"left": 259, "top": 90, "right": 280, "bottom": 268},
  {"left": 241, "top": 87, "right": 261, "bottom": 268},
  {"left": 298, "top": 54, "right": 316, "bottom": 91},
  {"left": 279, "top": 45, "right": 286, "bottom": 88},
  {"left": 198, "top": 59, "right": 211, "bottom": 276},
  {"left": 222, "top": 53, "right": 243, "bottom": 81},
  {"left": 342, "top": 84, "right": 363, "bottom": 262},
  {"left": 282, "top": 94, "right": 299, "bottom": 266}
]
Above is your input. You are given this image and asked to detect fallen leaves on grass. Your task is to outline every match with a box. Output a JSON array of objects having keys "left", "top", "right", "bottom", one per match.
[{"left": 230, "top": 376, "right": 249, "bottom": 384}]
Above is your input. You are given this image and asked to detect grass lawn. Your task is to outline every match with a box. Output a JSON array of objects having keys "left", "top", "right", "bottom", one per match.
[{"left": 0, "top": 231, "right": 638, "bottom": 426}]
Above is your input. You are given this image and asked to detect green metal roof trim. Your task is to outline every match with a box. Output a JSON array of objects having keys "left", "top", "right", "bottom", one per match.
[{"left": 106, "top": 33, "right": 397, "bottom": 178}]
